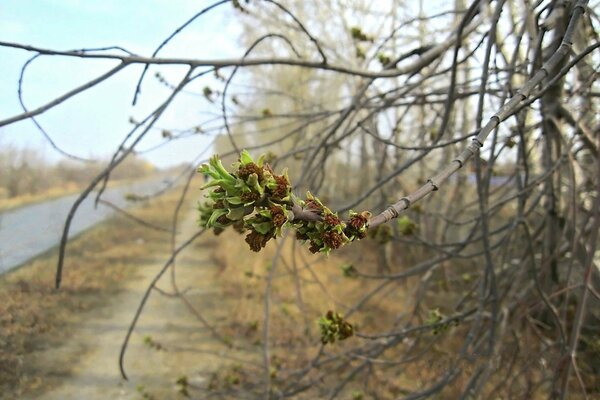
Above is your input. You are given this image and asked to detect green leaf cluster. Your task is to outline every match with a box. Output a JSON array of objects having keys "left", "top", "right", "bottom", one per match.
[
  {"left": 318, "top": 310, "right": 354, "bottom": 345},
  {"left": 425, "top": 308, "right": 459, "bottom": 335},
  {"left": 293, "top": 196, "right": 371, "bottom": 255},
  {"left": 198, "top": 150, "right": 292, "bottom": 252},
  {"left": 377, "top": 53, "right": 392, "bottom": 66},
  {"left": 397, "top": 215, "right": 417, "bottom": 236},
  {"left": 292, "top": 192, "right": 348, "bottom": 255},
  {"left": 197, "top": 151, "right": 369, "bottom": 254},
  {"left": 350, "top": 26, "right": 373, "bottom": 42},
  {"left": 340, "top": 263, "right": 357, "bottom": 278},
  {"left": 368, "top": 224, "right": 393, "bottom": 244}
]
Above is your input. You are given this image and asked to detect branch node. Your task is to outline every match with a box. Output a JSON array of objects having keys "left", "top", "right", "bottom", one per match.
[
  {"left": 427, "top": 178, "right": 439, "bottom": 191},
  {"left": 385, "top": 206, "right": 399, "bottom": 221},
  {"left": 399, "top": 197, "right": 411, "bottom": 209}
]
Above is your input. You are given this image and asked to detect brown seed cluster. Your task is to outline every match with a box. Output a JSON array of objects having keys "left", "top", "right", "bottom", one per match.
[
  {"left": 322, "top": 231, "right": 344, "bottom": 249},
  {"left": 240, "top": 191, "right": 260, "bottom": 203},
  {"left": 323, "top": 214, "right": 342, "bottom": 226},
  {"left": 304, "top": 199, "right": 323, "bottom": 211},
  {"left": 237, "top": 162, "right": 263, "bottom": 181},
  {"left": 296, "top": 231, "right": 309, "bottom": 241},
  {"left": 216, "top": 215, "right": 232, "bottom": 225},
  {"left": 245, "top": 230, "right": 271, "bottom": 252},
  {"left": 319, "top": 310, "right": 354, "bottom": 345},
  {"left": 270, "top": 206, "right": 287, "bottom": 227},
  {"left": 308, "top": 241, "right": 321, "bottom": 254},
  {"left": 344, "top": 212, "right": 369, "bottom": 240},
  {"left": 270, "top": 175, "right": 290, "bottom": 200},
  {"left": 348, "top": 213, "right": 368, "bottom": 230}
]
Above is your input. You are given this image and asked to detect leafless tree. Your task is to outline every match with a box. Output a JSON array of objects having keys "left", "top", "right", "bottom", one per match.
[{"left": 1, "top": 0, "right": 598, "bottom": 398}]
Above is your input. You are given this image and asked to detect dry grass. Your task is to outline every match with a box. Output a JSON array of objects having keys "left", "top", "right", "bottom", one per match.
[
  {"left": 0, "top": 183, "right": 82, "bottom": 212},
  {"left": 206, "top": 222, "right": 560, "bottom": 398},
  {"left": 0, "top": 177, "right": 145, "bottom": 212},
  {"left": 0, "top": 181, "right": 581, "bottom": 398},
  {"left": 209, "top": 229, "right": 426, "bottom": 398},
  {"left": 0, "top": 189, "right": 183, "bottom": 398}
]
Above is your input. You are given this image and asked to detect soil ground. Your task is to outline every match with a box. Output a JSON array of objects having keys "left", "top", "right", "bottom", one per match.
[
  {"left": 35, "top": 257, "right": 211, "bottom": 398},
  {"left": 35, "top": 222, "right": 255, "bottom": 399}
]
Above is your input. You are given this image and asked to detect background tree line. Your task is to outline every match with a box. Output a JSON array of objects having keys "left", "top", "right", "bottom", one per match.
[{"left": 0, "top": 145, "right": 156, "bottom": 201}]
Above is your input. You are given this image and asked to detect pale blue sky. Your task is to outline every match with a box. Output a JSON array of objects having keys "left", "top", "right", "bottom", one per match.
[{"left": 0, "top": 1, "right": 243, "bottom": 167}]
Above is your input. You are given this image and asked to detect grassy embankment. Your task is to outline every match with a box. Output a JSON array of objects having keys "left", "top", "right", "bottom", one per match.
[
  {"left": 0, "top": 175, "right": 159, "bottom": 213},
  {"left": 0, "top": 189, "right": 182, "bottom": 398},
  {"left": 0, "top": 148, "right": 158, "bottom": 212},
  {"left": 0, "top": 183, "right": 82, "bottom": 212}
]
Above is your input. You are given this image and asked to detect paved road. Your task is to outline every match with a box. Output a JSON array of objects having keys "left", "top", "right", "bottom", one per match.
[{"left": 0, "top": 179, "right": 167, "bottom": 274}]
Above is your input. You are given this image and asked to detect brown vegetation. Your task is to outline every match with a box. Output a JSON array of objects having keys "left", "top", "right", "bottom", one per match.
[
  {"left": 0, "top": 146, "right": 155, "bottom": 211},
  {"left": 0, "top": 190, "right": 179, "bottom": 399},
  {"left": 1, "top": 1, "right": 598, "bottom": 398}
]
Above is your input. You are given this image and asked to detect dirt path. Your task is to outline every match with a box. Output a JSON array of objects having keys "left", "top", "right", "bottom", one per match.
[{"left": 24, "top": 213, "right": 256, "bottom": 399}]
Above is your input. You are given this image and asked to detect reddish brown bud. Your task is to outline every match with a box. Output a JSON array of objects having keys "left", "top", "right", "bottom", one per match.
[
  {"left": 245, "top": 230, "right": 271, "bottom": 252},
  {"left": 304, "top": 199, "right": 322, "bottom": 211},
  {"left": 296, "top": 231, "right": 309, "bottom": 241},
  {"left": 238, "top": 163, "right": 263, "bottom": 181},
  {"left": 240, "top": 191, "right": 260, "bottom": 203},
  {"left": 348, "top": 213, "right": 368, "bottom": 230},
  {"left": 271, "top": 175, "right": 290, "bottom": 200},
  {"left": 270, "top": 206, "right": 287, "bottom": 227},
  {"left": 308, "top": 241, "right": 321, "bottom": 254},
  {"left": 216, "top": 215, "right": 232, "bottom": 225},
  {"left": 323, "top": 214, "right": 342, "bottom": 226},
  {"left": 322, "top": 231, "right": 344, "bottom": 249}
]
